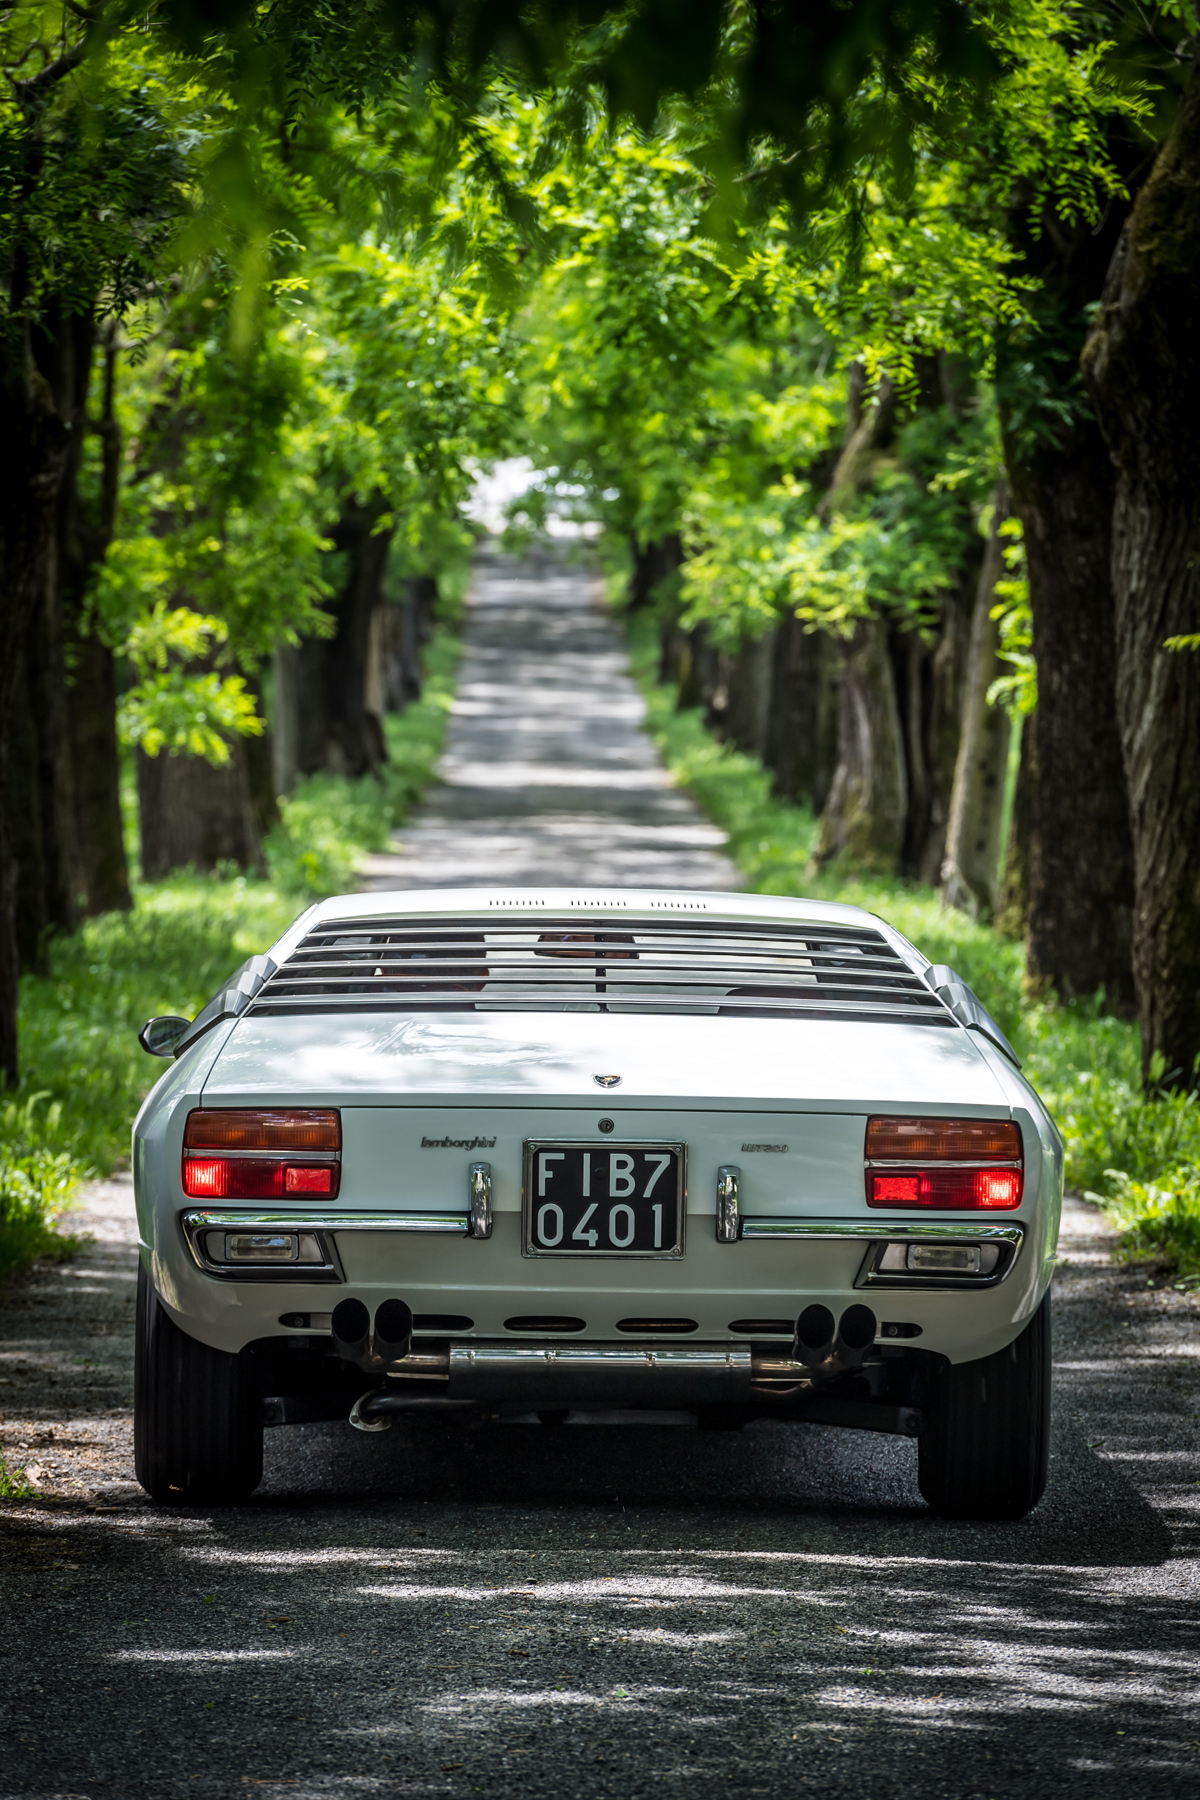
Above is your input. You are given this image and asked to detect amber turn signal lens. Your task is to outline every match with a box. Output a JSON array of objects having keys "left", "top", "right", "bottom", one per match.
[
  {"left": 868, "top": 1168, "right": 1023, "bottom": 1210},
  {"left": 866, "top": 1116, "right": 1021, "bottom": 1161},
  {"left": 184, "top": 1109, "right": 341, "bottom": 1152}
]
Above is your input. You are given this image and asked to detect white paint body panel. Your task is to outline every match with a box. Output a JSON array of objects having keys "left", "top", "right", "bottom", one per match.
[{"left": 133, "top": 888, "right": 1063, "bottom": 1372}]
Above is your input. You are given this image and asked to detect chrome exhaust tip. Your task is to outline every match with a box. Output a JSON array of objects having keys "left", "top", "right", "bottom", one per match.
[
  {"left": 331, "top": 1298, "right": 371, "bottom": 1366},
  {"left": 792, "top": 1303, "right": 878, "bottom": 1380},
  {"left": 793, "top": 1304, "right": 836, "bottom": 1371},
  {"left": 374, "top": 1298, "right": 414, "bottom": 1365},
  {"left": 833, "top": 1303, "right": 877, "bottom": 1366}
]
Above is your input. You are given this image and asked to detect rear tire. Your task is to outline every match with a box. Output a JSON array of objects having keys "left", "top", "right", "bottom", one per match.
[
  {"left": 917, "top": 1294, "right": 1050, "bottom": 1520},
  {"left": 134, "top": 1264, "right": 263, "bottom": 1504}
]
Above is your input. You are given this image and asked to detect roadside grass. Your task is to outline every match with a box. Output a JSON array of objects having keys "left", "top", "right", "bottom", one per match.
[
  {"left": 629, "top": 612, "right": 1200, "bottom": 1275},
  {"left": 4, "top": 624, "right": 460, "bottom": 1264},
  {"left": 0, "top": 1094, "right": 88, "bottom": 1280}
]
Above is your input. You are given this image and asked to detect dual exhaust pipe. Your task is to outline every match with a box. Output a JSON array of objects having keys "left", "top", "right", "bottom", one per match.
[
  {"left": 332, "top": 1296, "right": 414, "bottom": 1371},
  {"left": 792, "top": 1303, "right": 878, "bottom": 1380}
]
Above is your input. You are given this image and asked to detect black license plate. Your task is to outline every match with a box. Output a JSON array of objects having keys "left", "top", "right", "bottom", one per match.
[{"left": 523, "top": 1141, "right": 685, "bottom": 1257}]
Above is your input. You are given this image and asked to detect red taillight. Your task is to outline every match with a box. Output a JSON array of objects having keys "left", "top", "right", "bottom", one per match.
[
  {"left": 869, "top": 1168, "right": 1023, "bottom": 1210},
  {"left": 182, "top": 1109, "right": 341, "bottom": 1200},
  {"left": 866, "top": 1114, "right": 1023, "bottom": 1210},
  {"left": 182, "top": 1156, "right": 338, "bottom": 1200}
]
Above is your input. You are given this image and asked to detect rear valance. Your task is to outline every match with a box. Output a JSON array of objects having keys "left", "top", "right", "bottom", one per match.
[{"left": 247, "top": 914, "right": 956, "bottom": 1029}]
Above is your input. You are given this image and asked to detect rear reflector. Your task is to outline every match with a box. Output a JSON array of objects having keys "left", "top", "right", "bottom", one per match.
[
  {"left": 869, "top": 1168, "right": 1022, "bottom": 1210},
  {"left": 184, "top": 1109, "right": 341, "bottom": 1152},
  {"left": 183, "top": 1156, "right": 339, "bottom": 1200},
  {"left": 866, "top": 1117, "right": 1021, "bottom": 1161}
]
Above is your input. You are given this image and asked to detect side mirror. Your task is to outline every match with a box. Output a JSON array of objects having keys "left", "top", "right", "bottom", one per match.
[{"left": 138, "top": 1015, "right": 192, "bottom": 1058}]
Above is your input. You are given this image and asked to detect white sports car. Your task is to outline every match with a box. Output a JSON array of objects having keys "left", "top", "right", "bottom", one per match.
[{"left": 134, "top": 887, "right": 1060, "bottom": 1518}]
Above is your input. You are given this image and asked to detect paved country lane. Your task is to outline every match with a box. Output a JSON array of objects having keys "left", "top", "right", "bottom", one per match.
[
  {"left": 4, "top": 1181, "right": 1200, "bottom": 1797},
  {"left": 359, "top": 544, "right": 738, "bottom": 891}
]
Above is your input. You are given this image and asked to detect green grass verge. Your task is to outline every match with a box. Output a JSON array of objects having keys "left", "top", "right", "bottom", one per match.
[
  {"left": 629, "top": 613, "right": 1200, "bottom": 1276},
  {"left": 5, "top": 624, "right": 460, "bottom": 1263}
]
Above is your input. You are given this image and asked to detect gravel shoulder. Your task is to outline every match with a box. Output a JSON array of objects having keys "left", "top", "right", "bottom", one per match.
[{"left": 2, "top": 1182, "right": 1199, "bottom": 1800}]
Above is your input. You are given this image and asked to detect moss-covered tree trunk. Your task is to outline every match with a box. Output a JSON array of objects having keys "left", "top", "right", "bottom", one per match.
[{"left": 1083, "top": 59, "right": 1200, "bottom": 1085}]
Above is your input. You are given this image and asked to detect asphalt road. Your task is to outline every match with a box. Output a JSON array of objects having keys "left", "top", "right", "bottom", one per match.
[
  {"left": 3, "top": 552, "right": 1199, "bottom": 1797},
  {"left": 2, "top": 1185, "right": 1200, "bottom": 1800},
  {"left": 359, "top": 543, "right": 738, "bottom": 891}
]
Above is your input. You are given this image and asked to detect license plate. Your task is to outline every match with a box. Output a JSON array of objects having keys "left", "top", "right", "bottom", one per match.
[{"left": 523, "top": 1141, "right": 686, "bottom": 1258}]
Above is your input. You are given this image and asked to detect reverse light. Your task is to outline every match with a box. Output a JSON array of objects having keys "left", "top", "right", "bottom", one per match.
[
  {"left": 183, "top": 1109, "right": 341, "bottom": 1201},
  {"left": 865, "top": 1115, "right": 1023, "bottom": 1211}
]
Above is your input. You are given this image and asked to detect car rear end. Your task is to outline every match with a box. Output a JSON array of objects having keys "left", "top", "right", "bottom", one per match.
[{"left": 133, "top": 889, "right": 1061, "bottom": 1517}]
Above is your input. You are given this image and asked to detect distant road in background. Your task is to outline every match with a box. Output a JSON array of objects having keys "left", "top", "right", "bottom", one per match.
[{"left": 360, "top": 545, "right": 739, "bottom": 892}]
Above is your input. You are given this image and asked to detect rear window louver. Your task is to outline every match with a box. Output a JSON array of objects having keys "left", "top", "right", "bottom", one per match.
[{"left": 249, "top": 916, "right": 955, "bottom": 1027}]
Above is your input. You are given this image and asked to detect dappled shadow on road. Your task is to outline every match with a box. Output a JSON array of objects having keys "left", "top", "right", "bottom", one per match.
[
  {"left": 3, "top": 1410, "right": 1195, "bottom": 1800},
  {"left": 259, "top": 1409, "right": 1172, "bottom": 1570},
  {"left": 4, "top": 1191, "right": 1200, "bottom": 1798}
]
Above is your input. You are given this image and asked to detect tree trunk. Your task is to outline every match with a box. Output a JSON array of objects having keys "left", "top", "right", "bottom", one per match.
[
  {"left": 724, "top": 630, "right": 776, "bottom": 758},
  {"left": 941, "top": 498, "right": 1013, "bottom": 918},
  {"left": 1001, "top": 411, "right": 1136, "bottom": 1009},
  {"left": 241, "top": 671, "right": 279, "bottom": 843},
  {"left": 272, "top": 642, "right": 300, "bottom": 799},
  {"left": 0, "top": 321, "right": 74, "bottom": 1080},
  {"left": 628, "top": 533, "right": 683, "bottom": 610},
  {"left": 996, "top": 714, "right": 1032, "bottom": 943},
  {"left": 900, "top": 555, "right": 979, "bottom": 885},
  {"left": 763, "top": 616, "right": 830, "bottom": 807},
  {"left": 137, "top": 742, "right": 267, "bottom": 881},
  {"left": 815, "top": 620, "right": 908, "bottom": 870},
  {"left": 68, "top": 631, "right": 131, "bottom": 914},
  {"left": 820, "top": 377, "right": 897, "bottom": 519},
  {"left": 60, "top": 319, "right": 130, "bottom": 917},
  {"left": 995, "top": 124, "right": 1146, "bottom": 1011},
  {"left": 296, "top": 498, "right": 392, "bottom": 778},
  {"left": 1082, "top": 59, "right": 1200, "bottom": 1085},
  {"left": 325, "top": 500, "right": 390, "bottom": 775},
  {"left": 24, "top": 556, "right": 81, "bottom": 943},
  {"left": 381, "top": 577, "right": 427, "bottom": 712},
  {"left": 816, "top": 369, "right": 907, "bottom": 867},
  {"left": 8, "top": 651, "right": 51, "bottom": 974}
]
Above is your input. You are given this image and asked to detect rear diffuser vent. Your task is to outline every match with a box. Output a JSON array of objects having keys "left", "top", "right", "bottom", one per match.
[
  {"left": 251, "top": 915, "right": 953, "bottom": 1027},
  {"left": 616, "top": 1317, "right": 698, "bottom": 1334},
  {"left": 504, "top": 1315, "right": 586, "bottom": 1333}
]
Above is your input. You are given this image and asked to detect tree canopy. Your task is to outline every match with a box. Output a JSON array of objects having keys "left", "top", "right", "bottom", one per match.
[{"left": 0, "top": 0, "right": 1197, "bottom": 1087}]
